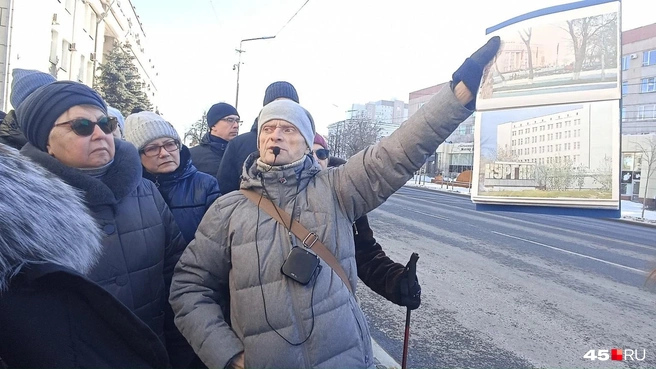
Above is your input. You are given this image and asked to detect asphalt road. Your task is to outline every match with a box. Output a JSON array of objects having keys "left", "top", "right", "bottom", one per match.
[{"left": 357, "top": 186, "right": 656, "bottom": 369}]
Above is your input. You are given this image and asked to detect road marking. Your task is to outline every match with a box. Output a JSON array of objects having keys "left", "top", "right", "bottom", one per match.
[
  {"left": 491, "top": 231, "right": 646, "bottom": 275},
  {"left": 390, "top": 193, "right": 656, "bottom": 252},
  {"left": 402, "top": 207, "right": 450, "bottom": 220}
]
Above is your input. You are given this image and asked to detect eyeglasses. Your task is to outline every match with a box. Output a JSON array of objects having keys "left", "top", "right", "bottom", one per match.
[
  {"left": 55, "top": 116, "right": 118, "bottom": 137},
  {"left": 222, "top": 117, "right": 242, "bottom": 125},
  {"left": 315, "top": 149, "right": 330, "bottom": 160},
  {"left": 141, "top": 140, "right": 180, "bottom": 157}
]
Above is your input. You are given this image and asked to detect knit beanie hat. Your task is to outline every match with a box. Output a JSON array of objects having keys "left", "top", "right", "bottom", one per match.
[
  {"left": 313, "top": 133, "right": 328, "bottom": 150},
  {"left": 107, "top": 106, "right": 125, "bottom": 133},
  {"left": 10, "top": 69, "right": 57, "bottom": 109},
  {"left": 17, "top": 81, "right": 107, "bottom": 152},
  {"left": 206, "top": 103, "right": 239, "bottom": 127},
  {"left": 257, "top": 99, "right": 315, "bottom": 150},
  {"left": 123, "top": 111, "right": 180, "bottom": 150},
  {"left": 263, "top": 81, "right": 299, "bottom": 106}
]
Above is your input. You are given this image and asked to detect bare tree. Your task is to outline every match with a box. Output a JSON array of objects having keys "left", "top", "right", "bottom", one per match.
[
  {"left": 518, "top": 28, "right": 534, "bottom": 83},
  {"left": 586, "top": 13, "right": 618, "bottom": 81},
  {"left": 546, "top": 158, "right": 576, "bottom": 191},
  {"left": 591, "top": 155, "right": 613, "bottom": 192},
  {"left": 575, "top": 164, "right": 588, "bottom": 190},
  {"left": 632, "top": 135, "right": 656, "bottom": 218},
  {"left": 184, "top": 111, "right": 208, "bottom": 147},
  {"left": 328, "top": 113, "right": 382, "bottom": 159},
  {"left": 564, "top": 13, "right": 617, "bottom": 80}
]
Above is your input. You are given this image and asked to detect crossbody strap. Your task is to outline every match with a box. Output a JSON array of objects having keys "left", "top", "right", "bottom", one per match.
[{"left": 241, "top": 189, "right": 354, "bottom": 294}]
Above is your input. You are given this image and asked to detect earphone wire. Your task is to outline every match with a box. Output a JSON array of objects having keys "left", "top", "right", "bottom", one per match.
[{"left": 254, "top": 154, "right": 319, "bottom": 346}]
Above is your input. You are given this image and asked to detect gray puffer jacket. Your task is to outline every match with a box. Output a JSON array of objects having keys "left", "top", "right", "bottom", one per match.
[{"left": 169, "top": 85, "right": 472, "bottom": 368}]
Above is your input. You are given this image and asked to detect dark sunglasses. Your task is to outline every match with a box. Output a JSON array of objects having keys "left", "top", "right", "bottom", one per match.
[
  {"left": 315, "top": 149, "right": 330, "bottom": 160},
  {"left": 56, "top": 116, "right": 118, "bottom": 137}
]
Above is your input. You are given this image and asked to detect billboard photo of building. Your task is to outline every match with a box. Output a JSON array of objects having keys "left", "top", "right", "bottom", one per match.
[
  {"left": 472, "top": 100, "right": 620, "bottom": 208},
  {"left": 477, "top": 0, "right": 620, "bottom": 111}
]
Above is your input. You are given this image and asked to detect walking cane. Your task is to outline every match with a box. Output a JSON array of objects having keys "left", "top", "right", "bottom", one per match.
[{"left": 401, "top": 252, "right": 419, "bottom": 369}]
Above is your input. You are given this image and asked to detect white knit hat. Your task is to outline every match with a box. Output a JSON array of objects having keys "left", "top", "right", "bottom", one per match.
[{"left": 123, "top": 111, "right": 180, "bottom": 150}]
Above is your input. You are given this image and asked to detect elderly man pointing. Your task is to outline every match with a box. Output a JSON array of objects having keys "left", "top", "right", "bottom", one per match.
[{"left": 170, "top": 37, "right": 500, "bottom": 369}]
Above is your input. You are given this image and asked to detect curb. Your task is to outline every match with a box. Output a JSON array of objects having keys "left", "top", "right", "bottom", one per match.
[
  {"left": 404, "top": 183, "right": 471, "bottom": 197},
  {"left": 404, "top": 184, "right": 656, "bottom": 228},
  {"left": 606, "top": 217, "right": 656, "bottom": 229},
  {"left": 372, "top": 338, "right": 400, "bottom": 369}
]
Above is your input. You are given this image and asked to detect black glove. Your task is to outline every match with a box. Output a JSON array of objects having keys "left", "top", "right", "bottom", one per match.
[
  {"left": 452, "top": 36, "right": 501, "bottom": 109},
  {"left": 399, "top": 270, "right": 421, "bottom": 310}
]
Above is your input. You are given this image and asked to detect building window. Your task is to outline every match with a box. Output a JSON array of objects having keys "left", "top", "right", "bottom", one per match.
[
  {"left": 87, "top": 61, "right": 94, "bottom": 84},
  {"left": 78, "top": 55, "right": 85, "bottom": 82},
  {"left": 637, "top": 105, "right": 656, "bottom": 120},
  {"left": 65, "top": 0, "right": 74, "bottom": 13},
  {"left": 61, "top": 40, "right": 70, "bottom": 71},
  {"left": 622, "top": 81, "right": 628, "bottom": 95},
  {"left": 49, "top": 30, "right": 59, "bottom": 65},
  {"left": 621, "top": 107, "right": 626, "bottom": 121},
  {"left": 643, "top": 50, "right": 656, "bottom": 66},
  {"left": 622, "top": 55, "right": 630, "bottom": 70},
  {"left": 641, "top": 77, "right": 656, "bottom": 93}
]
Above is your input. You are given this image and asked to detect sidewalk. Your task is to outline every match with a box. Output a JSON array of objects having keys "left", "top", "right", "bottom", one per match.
[
  {"left": 372, "top": 339, "right": 400, "bottom": 369},
  {"left": 405, "top": 177, "right": 656, "bottom": 227}
]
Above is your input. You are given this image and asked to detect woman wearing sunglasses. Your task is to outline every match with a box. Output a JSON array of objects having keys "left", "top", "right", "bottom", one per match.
[
  {"left": 124, "top": 111, "right": 220, "bottom": 243},
  {"left": 16, "top": 81, "right": 192, "bottom": 367}
]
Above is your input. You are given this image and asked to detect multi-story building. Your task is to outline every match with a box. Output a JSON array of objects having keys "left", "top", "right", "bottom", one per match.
[
  {"left": 0, "top": 0, "right": 159, "bottom": 112},
  {"left": 408, "top": 81, "right": 475, "bottom": 177},
  {"left": 621, "top": 23, "right": 656, "bottom": 134},
  {"left": 495, "top": 107, "right": 600, "bottom": 167},
  {"left": 348, "top": 99, "right": 408, "bottom": 137}
]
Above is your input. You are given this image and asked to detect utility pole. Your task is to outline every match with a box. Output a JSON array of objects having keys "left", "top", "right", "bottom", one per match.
[{"left": 233, "top": 36, "right": 275, "bottom": 109}]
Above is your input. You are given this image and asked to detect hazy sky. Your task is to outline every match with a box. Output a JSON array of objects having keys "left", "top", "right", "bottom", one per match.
[{"left": 130, "top": 0, "right": 652, "bottom": 136}]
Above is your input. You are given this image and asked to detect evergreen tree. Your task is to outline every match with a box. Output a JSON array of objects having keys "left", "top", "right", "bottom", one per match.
[{"left": 96, "top": 41, "right": 152, "bottom": 116}]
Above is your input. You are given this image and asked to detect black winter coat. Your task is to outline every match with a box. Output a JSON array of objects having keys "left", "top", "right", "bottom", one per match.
[
  {"left": 20, "top": 140, "right": 188, "bottom": 360},
  {"left": 144, "top": 145, "right": 221, "bottom": 242},
  {"left": 189, "top": 132, "right": 229, "bottom": 176},
  {"left": 216, "top": 120, "right": 258, "bottom": 194},
  {"left": 0, "top": 263, "right": 170, "bottom": 368},
  {"left": 0, "top": 110, "right": 27, "bottom": 150}
]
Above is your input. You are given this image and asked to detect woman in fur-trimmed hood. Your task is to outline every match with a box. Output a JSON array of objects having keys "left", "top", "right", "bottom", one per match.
[{"left": 0, "top": 144, "right": 169, "bottom": 368}]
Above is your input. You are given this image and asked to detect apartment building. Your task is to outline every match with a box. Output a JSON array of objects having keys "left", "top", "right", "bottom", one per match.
[
  {"left": 621, "top": 22, "right": 656, "bottom": 134},
  {"left": 0, "top": 0, "right": 159, "bottom": 112}
]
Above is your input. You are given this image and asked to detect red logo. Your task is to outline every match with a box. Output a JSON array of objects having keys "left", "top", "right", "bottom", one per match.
[{"left": 611, "top": 349, "right": 623, "bottom": 361}]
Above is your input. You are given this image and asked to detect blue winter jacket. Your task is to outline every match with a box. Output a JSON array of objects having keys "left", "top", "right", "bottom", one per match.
[{"left": 144, "top": 146, "right": 221, "bottom": 242}]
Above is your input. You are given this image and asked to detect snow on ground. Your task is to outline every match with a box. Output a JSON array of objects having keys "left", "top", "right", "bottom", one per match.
[{"left": 405, "top": 177, "right": 656, "bottom": 224}]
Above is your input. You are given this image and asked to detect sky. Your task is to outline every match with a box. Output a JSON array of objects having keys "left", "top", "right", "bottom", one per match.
[{"left": 129, "top": 0, "right": 653, "bottom": 137}]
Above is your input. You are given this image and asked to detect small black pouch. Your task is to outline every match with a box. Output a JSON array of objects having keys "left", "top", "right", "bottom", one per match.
[{"left": 281, "top": 247, "right": 320, "bottom": 285}]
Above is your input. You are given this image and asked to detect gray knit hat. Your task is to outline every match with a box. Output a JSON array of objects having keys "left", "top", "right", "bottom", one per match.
[
  {"left": 257, "top": 100, "right": 315, "bottom": 150},
  {"left": 123, "top": 111, "right": 180, "bottom": 150}
]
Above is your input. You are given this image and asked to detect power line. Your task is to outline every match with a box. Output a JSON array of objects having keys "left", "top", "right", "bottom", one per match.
[
  {"left": 208, "top": 0, "right": 221, "bottom": 26},
  {"left": 275, "top": 0, "right": 310, "bottom": 37}
]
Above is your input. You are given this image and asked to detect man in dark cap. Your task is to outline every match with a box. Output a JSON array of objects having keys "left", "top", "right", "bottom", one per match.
[
  {"left": 189, "top": 102, "right": 240, "bottom": 176},
  {"left": 217, "top": 81, "right": 298, "bottom": 193},
  {"left": 171, "top": 37, "right": 501, "bottom": 368}
]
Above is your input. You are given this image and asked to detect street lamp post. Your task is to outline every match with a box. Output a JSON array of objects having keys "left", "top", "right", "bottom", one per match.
[{"left": 233, "top": 36, "right": 275, "bottom": 110}]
